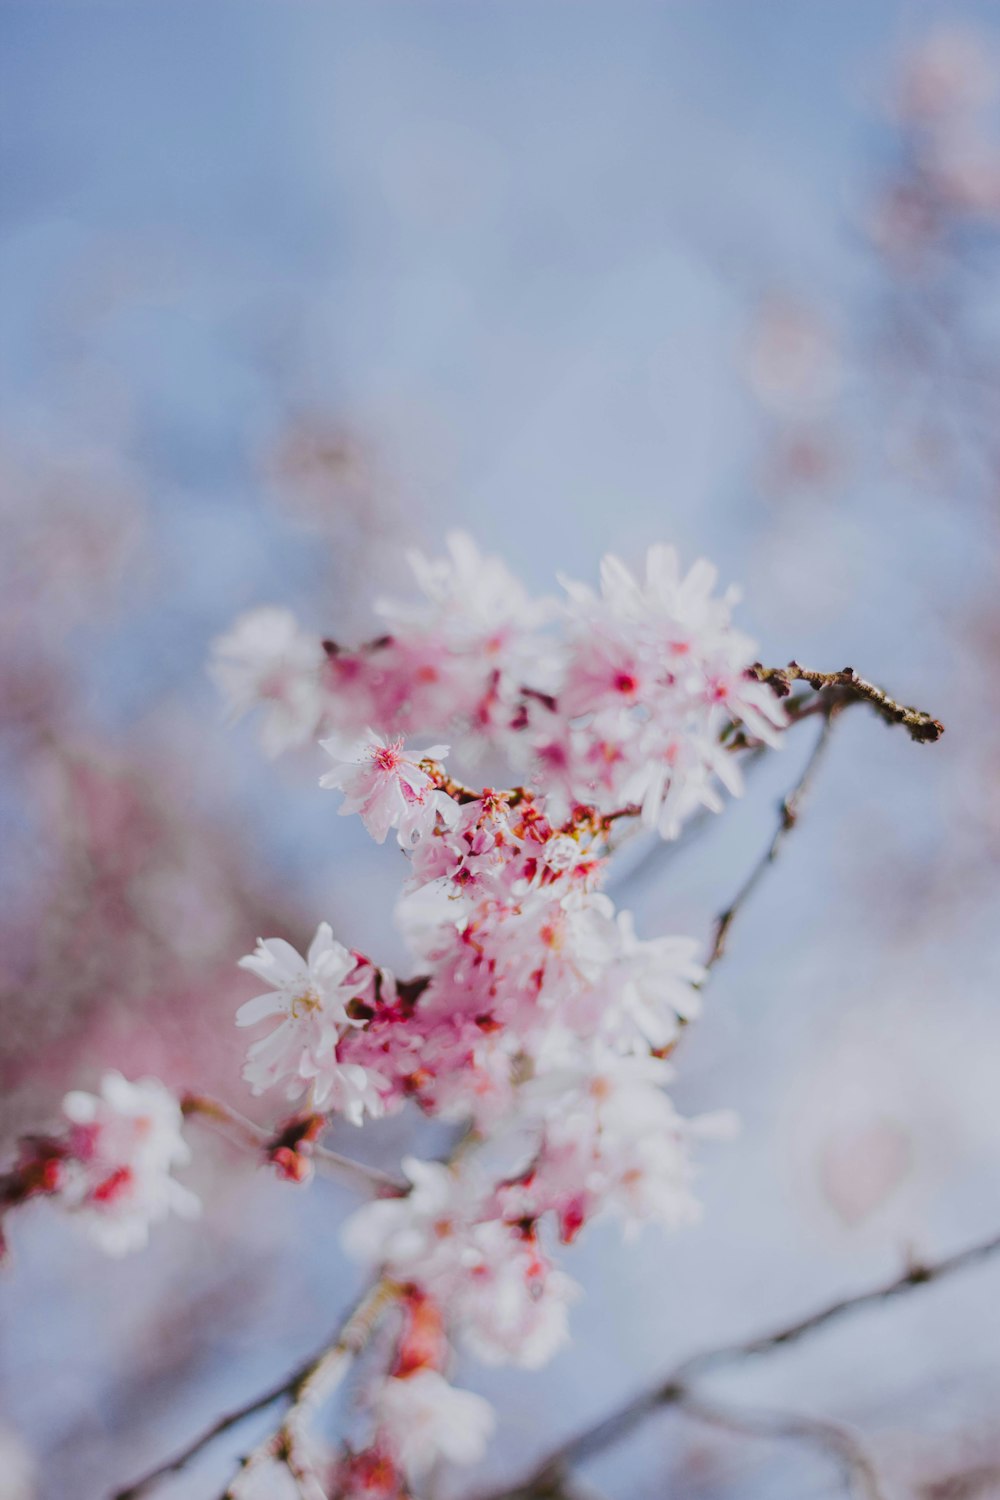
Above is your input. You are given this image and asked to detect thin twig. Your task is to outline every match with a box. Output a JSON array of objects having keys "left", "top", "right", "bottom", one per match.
[
  {"left": 486, "top": 1227, "right": 1000, "bottom": 1499},
  {"left": 111, "top": 1373, "right": 296, "bottom": 1499},
  {"left": 181, "top": 1093, "right": 406, "bottom": 1198},
  {"left": 112, "top": 1279, "right": 399, "bottom": 1500},
  {"left": 923, "top": 1463, "right": 1000, "bottom": 1500},
  {"left": 676, "top": 1391, "right": 885, "bottom": 1500},
  {"left": 704, "top": 705, "right": 839, "bottom": 973},
  {"left": 750, "top": 662, "right": 944, "bottom": 743}
]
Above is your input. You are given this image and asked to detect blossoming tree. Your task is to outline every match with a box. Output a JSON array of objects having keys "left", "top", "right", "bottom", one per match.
[{"left": 0, "top": 533, "right": 948, "bottom": 1499}]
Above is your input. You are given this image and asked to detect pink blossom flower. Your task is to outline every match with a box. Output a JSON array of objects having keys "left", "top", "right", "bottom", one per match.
[
  {"left": 343, "top": 1157, "right": 578, "bottom": 1367},
  {"left": 319, "top": 730, "right": 451, "bottom": 845},
  {"left": 548, "top": 545, "right": 785, "bottom": 830},
  {"left": 341, "top": 1156, "right": 477, "bottom": 1286},
  {"left": 179, "top": 533, "right": 779, "bottom": 1469},
  {"left": 375, "top": 533, "right": 559, "bottom": 753},
  {"left": 518, "top": 1046, "right": 729, "bottom": 1239},
  {"left": 9, "top": 528, "right": 794, "bottom": 1486},
  {"left": 454, "top": 1221, "right": 579, "bottom": 1368}
]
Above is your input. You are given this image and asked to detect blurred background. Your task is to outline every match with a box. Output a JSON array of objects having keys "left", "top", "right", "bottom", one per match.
[{"left": 2, "top": 4, "right": 999, "bottom": 1497}]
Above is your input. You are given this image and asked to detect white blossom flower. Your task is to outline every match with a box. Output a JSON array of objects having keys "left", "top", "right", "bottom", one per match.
[
  {"left": 521, "top": 1046, "right": 716, "bottom": 1238},
  {"left": 373, "top": 1369, "right": 495, "bottom": 1481},
  {"left": 59, "top": 1073, "right": 199, "bottom": 1255},
  {"left": 379, "top": 531, "right": 550, "bottom": 644},
  {"left": 341, "top": 1157, "right": 473, "bottom": 1283},
  {"left": 197, "top": 534, "right": 754, "bottom": 1438},
  {"left": 612, "top": 911, "right": 704, "bottom": 1050},
  {"left": 455, "top": 1222, "right": 579, "bottom": 1368},
  {"left": 209, "top": 606, "right": 325, "bottom": 756},
  {"left": 552, "top": 545, "right": 785, "bottom": 836},
  {"left": 541, "top": 833, "right": 583, "bottom": 873},
  {"left": 237, "top": 924, "right": 384, "bottom": 1121}
]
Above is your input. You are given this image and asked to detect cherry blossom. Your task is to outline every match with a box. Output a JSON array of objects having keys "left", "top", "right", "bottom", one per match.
[
  {"left": 208, "top": 539, "right": 771, "bottom": 1476},
  {"left": 6, "top": 534, "right": 792, "bottom": 1487},
  {"left": 320, "top": 730, "right": 452, "bottom": 846},
  {"left": 514, "top": 1047, "right": 715, "bottom": 1239},
  {"left": 371, "top": 1369, "right": 495, "bottom": 1481},
  {"left": 237, "top": 924, "right": 388, "bottom": 1121},
  {"left": 536, "top": 544, "right": 786, "bottom": 826},
  {"left": 341, "top": 1156, "right": 480, "bottom": 1286},
  {"left": 343, "top": 1157, "right": 578, "bottom": 1368},
  {"left": 211, "top": 536, "right": 783, "bottom": 842},
  {"left": 54, "top": 1073, "right": 198, "bottom": 1255},
  {"left": 379, "top": 532, "right": 549, "bottom": 645},
  {"left": 210, "top": 606, "right": 326, "bottom": 756},
  {"left": 375, "top": 532, "right": 556, "bottom": 750},
  {"left": 612, "top": 912, "right": 704, "bottom": 1050}
]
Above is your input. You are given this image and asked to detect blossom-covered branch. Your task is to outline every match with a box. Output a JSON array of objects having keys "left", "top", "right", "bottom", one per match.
[
  {"left": 111, "top": 680, "right": 845, "bottom": 1499},
  {"left": 488, "top": 1226, "right": 1000, "bottom": 1499},
  {"left": 0, "top": 534, "right": 943, "bottom": 1497}
]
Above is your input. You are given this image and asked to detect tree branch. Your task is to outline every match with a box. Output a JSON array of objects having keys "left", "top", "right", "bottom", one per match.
[
  {"left": 923, "top": 1463, "right": 1000, "bottom": 1500},
  {"left": 113, "top": 658, "right": 944, "bottom": 1500},
  {"left": 221, "top": 1277, "right": 400, "bottom": 1498},
  {"left": 485, "top": 1228, "right": 1000, "bottom": 1499},
  {"left": 111, "top": 1373, "right": 298, "bottom": 1500},
  {"left": 181, "top": 1093, "right": 406, "bottom": 1198},
  {"left": 676, "top": 1391, "right": 885, "bottom": 1500},
  {"left": 750, "top": 662, "right": 944, "bottom": 744},
  {"left": 112, "top": 1278, "right": 399, "bottom": 1500}
]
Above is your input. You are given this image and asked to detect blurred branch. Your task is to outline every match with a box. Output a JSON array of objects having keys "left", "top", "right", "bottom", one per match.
[
  {"left": 750, "top": 661, "right": 945, "bottom": 743},
  {"left": 222, "top": 1276, "right": 399, "bottom": 1498},
  {"left": 485, "top": 1227, "right": 1000, "bottom": 1500},
  {"left": 676, "top": 1391, "right": 885, "bottom": 1500},
  {"left": 112, "top": 1278, "right": 399, "bottom": 1500},
  {"left": 923, "top": 1463, "right": 1000, "bottom": 1500},
  {"left": 112, "top": 1370, "right": 298, "bottom": 1500},
  {"left": 181, "top": 1093, "right": 406, "bottom": 1198}
]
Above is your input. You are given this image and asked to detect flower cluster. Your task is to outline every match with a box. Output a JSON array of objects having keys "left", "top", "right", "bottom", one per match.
[
  {"left": 3, "top": 538, "right": 779, "bottom": 1494},
  {"left": 211, "top": 538, "right": 770, "bottom": 1487},
  {"left": 210, "top": 533, "right": 783, "bottom": 836},
  {"left": 333, "top": 1284, "right": 497, "bottom": 1496},
  {"left": 0, "top": 1073, "right": 198, "bottom": 1257}
]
